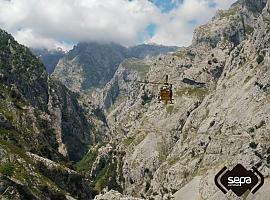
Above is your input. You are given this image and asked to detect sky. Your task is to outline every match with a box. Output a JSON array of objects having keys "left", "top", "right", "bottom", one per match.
[{"left": 0, "top": 0, "right": 237, "bottom": 51}]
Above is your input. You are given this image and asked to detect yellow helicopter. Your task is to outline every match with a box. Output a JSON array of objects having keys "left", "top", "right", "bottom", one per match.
[{"left": 137, "top": 75, "right": 173, "bottom": 104}]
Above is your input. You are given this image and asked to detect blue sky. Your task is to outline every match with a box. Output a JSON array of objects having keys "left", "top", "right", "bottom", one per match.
[
  {"left": 146, "top": 23, "right": 157, "bottom": 38},
  {"left": 142, "top": 0, "right": 220, "bottom": 41},
  {"left": 145, "top": 0, "right": 182, "bottom": 38},
  {"left": 0, "top": 0, "right": 236, "bottom": 50},
  {"left": 150, "top": 0, "right": 183, "bottom": 13}
]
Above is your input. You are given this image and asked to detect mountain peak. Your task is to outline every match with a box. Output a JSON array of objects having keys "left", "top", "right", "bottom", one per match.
[{"left": 52, "top": 42, "right": 177, "bottom": 91}]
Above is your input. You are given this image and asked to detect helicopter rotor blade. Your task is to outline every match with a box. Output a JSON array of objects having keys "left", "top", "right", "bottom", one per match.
[
  {"left": 125, "top": 79, "right": 163, "bottom": 85},
  {"left": 136, "top": 81, "right": 163, "bottom": 85}
]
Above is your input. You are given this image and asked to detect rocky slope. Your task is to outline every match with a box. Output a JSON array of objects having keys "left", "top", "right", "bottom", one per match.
[
  {"left": 31, "top": 48, "right": 65, "bottom": 74},
  {"left": 0, "top": 29, "right": 109, "bottom": 199},
  {"left": 53, "top": 42, "right": 177, "bottom": 92},
  {"left": 78, "top": 0, "right": 270, "bottom": 199},
  {"left": 1, "top": 0, "right": 270, "bottom": 199}
]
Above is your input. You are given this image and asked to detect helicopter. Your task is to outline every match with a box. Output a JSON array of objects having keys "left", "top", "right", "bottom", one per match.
[{"left": 136, "top": 75, "right": 173, "bottom": 104}]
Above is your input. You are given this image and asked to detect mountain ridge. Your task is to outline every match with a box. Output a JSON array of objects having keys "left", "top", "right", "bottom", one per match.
[
  {"left": 52, "top": 42, "right": 177, "bottom": 92},
  {"left": 1, "top": 0, "right": 270, "bottom": 199},
  {"left": 88, "top": 0, "right": 270, "bottom": 199},
  {"left": 0, "top": 28, "right": 110, "bottom": 199},
  {"left": 31, "top": 48, "right": 65, "bottom": 74}
]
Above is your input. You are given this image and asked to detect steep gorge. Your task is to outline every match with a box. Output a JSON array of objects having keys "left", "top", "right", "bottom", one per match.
[
  {"left": 85, "top": 0, "right": 270, "bottom": 199},
  {"left": 1, "top": 0, "right": 270, "bottom": 199},
  {"left": 0, "top": 29, "right": 109, "bottom": 199}
]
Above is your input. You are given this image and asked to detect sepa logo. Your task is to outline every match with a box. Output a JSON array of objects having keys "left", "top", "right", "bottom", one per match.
[
  {"left": 228, "top": 176, "right": 251, "bottom": 186},
  {"left": 215, "top": 164, "right": 264, "bottom": 197}
]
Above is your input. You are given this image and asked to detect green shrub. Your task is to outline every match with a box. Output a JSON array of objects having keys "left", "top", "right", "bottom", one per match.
[
  {"left": 92, "top": 156, "right": 123, "bottom": 193},
  {"left": 0, "top": 163, "right": 15, "bottom": 176},
  {"left": 248, "top": 127, "right": 255, "bottom": 133},
  {"left": 166, "top": 105, "right": 174, "bottom": 114},
  {"left": 141, "top": 92, "right": 152, "bottom": 105},
  {"left": 246, "top": 26, "right": 254, "bottom": 35},
  {"left": 145, "top": 181, "right": 151, "bottom": 192},
  {"left": 123, "top": 137, "right": 135, "bottom": 147},
  {"left": 75, "top": 149, "right": 98, "bottom": 172},
  {"left": 122, "top": 59, "right": 150, "bottom": 78},
  {"left": 212, "top": 58, "right": 218, "bottom": 63},
  {"left": 176, "top": 87, "right": 208, "bottom": 98},
  {"left": 249, "top": 142, "right": 258, "bottom": 149},
  {"left": 244, "top": 76, "right": 252, "bottom": 84},
  {"left": 256, "top": 55, "right": 264, "bottom": 64}
]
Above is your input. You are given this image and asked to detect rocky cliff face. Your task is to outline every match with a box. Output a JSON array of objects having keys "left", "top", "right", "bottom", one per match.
[
  {"left": 1, "top": 0, "right": 270, "bottom": 199},
  {"left": 79, "top": 0, "right": 270, "bottom": 199},
  {"left": 53, "top": 42, "right": 177, "bottom": 92},
  {"left": 0, "top": 29, "right": 109, "bottom": 199},
  {"left": 31, "top": 48, "right": 65, "bottom": 74}
]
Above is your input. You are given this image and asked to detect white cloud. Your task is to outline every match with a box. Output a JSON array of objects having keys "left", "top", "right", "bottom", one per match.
[
  {"left": 0, "top": 0, "right": 161, "bottom": 50},
  {"left": 0, "top": 0, "right": 237, "bottom": 50},
  {"left": 214, "top": 0, "right": 238, "bottom": 9},
  {"left": 148, "top": 0, "right": 237, "bottom": 46},
  {"left": 14, "top": 29, "right": 73, "bottom": 51}
]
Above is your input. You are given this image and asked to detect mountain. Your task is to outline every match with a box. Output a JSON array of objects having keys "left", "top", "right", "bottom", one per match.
[
  {"left": 52, "top": 42, "right": 177, "bottom": 92},
  {"left": 127, "top": 44, "right": 178, "bottom": 58},
  {"left": 1, "top": 0, "right": 270, "bottom": 199},
  {"left": 31, "top": 48, "right": 65, "bottom": 74},
  {"left": 0, "top": 29, "right": 109, "bottom": 199},
  {"left": 75, "top": 0, "right": 270, "bottom": 199}
]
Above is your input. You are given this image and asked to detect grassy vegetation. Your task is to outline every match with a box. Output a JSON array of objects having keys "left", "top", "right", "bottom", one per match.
[
  {"left": 0, "top": 30, "right": 14, "bottom": 50},
  {"left": 176, "top": 87, "right": 209, "bottom": 98},
  {"left": 157, "top": 136, "right": 170, "bottom": 162},
  {"left": 0, "top": 79, "right": 29, "bottom": 131},
  {"left": 0, "top": 135, "right": 29, "bottom": 159},
  {"left": 134, "top": 132, "right": 147, "bottom": 147},
  {"left": 0, "top": 128, "right": 22, "bottom": 148},
  {"left": 242, "top": 190, "right": 251, "bottom": 200},
  {"left": 172, "top": 51, "right": 197, "bottom": 61},
  {"left": 1, "top": 29, "right": 47, "bottom": 112},
  {"left": 92, "top": 164, "right": 109, "bottom": 192},
  {"left": 172, "top": 51, "right": 185, "bottom": 59},
  {"left": 75, "top": 149, "right": 99, "bottom": 173},
  {"left": 75, "top": 142, "right": 126, "bottom": 194},
  {"left": 166, "top": 105, "right": 174, "bottom": 114},
  {"left": 245, "top": 25, "right": 254, "bottom": 35},
  {"left": 0, "top": 92, "right": 38, "bottom": 147},
  {"left": 167, "top": 157, "right": 180, "bottom": 166},
  {"left": 11, "top": 43, "right": 46, "bottom": 83},
  {"left": 107, "top": 95, "right": 127, "bottom": 113},
  {"left": 123, "top": 136, "right": 136, "bottom": 147},
  {"left": 218, "top": 6, "right": 239, "bottom": 18},
  {"left": 244, "top": 76, "right": 253, "bottom": 84},
  {"left": 0, "top": 139, "right": 67, "bottom": 198},
  {"left": 90, "top": 153, "right": 124, "bottom": 194},
  {"left": 122, "top": 59, "right": 150, "bottom": 78},
  {"left": 0, "top": 162, "right": 15, "bottom": 176}
]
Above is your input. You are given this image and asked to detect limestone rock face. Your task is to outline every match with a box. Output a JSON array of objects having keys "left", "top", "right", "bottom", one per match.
[
  {"left": 31, "top": 48, "right": 65, "bottom": 74},
  {"left": 1, "top": 0, "right": 270, "bottom": 199},
  {"left": 192, "top": 0, "right": 267, "bottom": 47},
  {"left": 0, "top": 29, "right": 108, "bottom": 199},
  {"left": 53, "top": 42, "right": 177, "bottom": 92},
  {"left": 48, "top": 78, "right": 95, "bottom": 161},
  {"left": 88, "top": 0, "right": 270, "bottom": 199},
  {"left": 0, "top": 143, "right": 94, "bottom": 200},
  {"left": 94, "top": 190, "right": 143, "bottom": 200}
]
